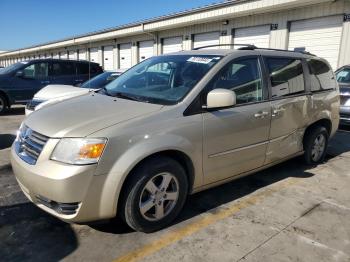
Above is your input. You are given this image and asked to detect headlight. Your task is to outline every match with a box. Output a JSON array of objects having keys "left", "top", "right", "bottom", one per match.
[{"left": 51, "top": 138, "right": 107, "bottom": 165}]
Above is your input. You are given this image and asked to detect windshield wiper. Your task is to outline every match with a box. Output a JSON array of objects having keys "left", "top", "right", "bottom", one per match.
[{"left": 114, "top": 92, "right": 140, "bottom": 101}]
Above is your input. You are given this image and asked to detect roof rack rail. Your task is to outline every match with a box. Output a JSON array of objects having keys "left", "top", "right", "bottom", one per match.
[
  {"left": 192, "top": 44, "right": 257, "bottom": 50},
  {"left": 253, "top": 47, "right": 316, "bottom": 56},
  {"left": 192, "top": 44, "right": 316, "bottom": 56}
]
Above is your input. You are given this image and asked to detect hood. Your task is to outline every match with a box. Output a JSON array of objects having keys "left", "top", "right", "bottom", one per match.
[
  {"left": 25, "top": 93, "right": 163, "bottom": 137},
  {"left": 34, "top": 85, "right": 90, "bottom": 100}
]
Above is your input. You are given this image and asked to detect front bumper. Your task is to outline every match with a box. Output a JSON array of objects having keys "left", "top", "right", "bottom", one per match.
[
  {"left": 11, "top": 141, "right": 116, "bottom": 222},
  {"left": 340, "top": 106, "right": 350, "bottom": 125}
]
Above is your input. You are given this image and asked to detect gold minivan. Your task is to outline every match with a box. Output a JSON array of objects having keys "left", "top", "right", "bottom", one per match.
[{"left": 11, "top": 46, "right": 340, "bottom": 232}]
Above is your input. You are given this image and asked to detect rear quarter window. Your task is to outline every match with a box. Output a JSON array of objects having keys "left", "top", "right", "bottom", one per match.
[{"left": 307, "top": 59, "right": 336, "bottom": 91}]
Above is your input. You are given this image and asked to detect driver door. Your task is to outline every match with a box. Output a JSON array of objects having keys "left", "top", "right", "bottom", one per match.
[
  {"left": 202, "top": 56, "right": 271, "bottom": 184},
  {"left": 10, "top": 61, "right": 50, "bottom": 102}
]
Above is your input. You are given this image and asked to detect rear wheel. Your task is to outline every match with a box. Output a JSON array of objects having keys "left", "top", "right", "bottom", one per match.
[
  {"left": 303, "top": 126, "right": 329, "bottom": 165},
  {"left": 0, "top": 94, "right": 8, "bottom": 115},
  {"left": 120, "top": 156, "right": 188, "bottom": 232}
]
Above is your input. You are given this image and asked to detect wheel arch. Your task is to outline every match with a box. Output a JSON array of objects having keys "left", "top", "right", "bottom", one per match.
[{"left": 303, "top": 118, "right": 332, "bottom": 146}]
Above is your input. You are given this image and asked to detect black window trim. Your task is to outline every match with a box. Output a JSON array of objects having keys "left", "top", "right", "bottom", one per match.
[{"left": 184, "top": 55, "right": 269, "bottom": 116}]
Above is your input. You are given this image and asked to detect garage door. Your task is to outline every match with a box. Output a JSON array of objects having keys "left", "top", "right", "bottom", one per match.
[
  {"left": 119, "top": 43, "right": 132, "bottom": 69},
  {"left": 68, "top": 50, "right": 76, "bottom": 60},
  {"left": 139, "top": 40, "right": 154, "bottom": 62},
  {"left": 288, "top": 16, "right": 343, "bottom": 70},
  {"left": 78, "top": 49, "right": 87, "bottom": 60},
  {"left": 193, "top": 32, "right": 220, "bottom": 49},
  {"left": 103, "top": 46, "right": 114, "bottom": 70},
  {"left": 89, "top": 48, "right": 99, "bottom": 63},
  {"left": 60, "top": 52, "right": 67, "bottom": 59},
  {"left": 162, "top": 37, "right": 183, "bottom": 54},
  {"left": 234, "top": 25, "right": 271, "bottom": 48}
]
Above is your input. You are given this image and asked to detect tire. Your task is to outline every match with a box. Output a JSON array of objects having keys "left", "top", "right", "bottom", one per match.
[
  {"left": 120, "top": 156, "right": 188, "bottom": 232},
  {"left": 303, "top": 126, "right": 329, "bottom": 165},
  {"left": 0, "top": 94, "right": 8, "bottom": 115}
]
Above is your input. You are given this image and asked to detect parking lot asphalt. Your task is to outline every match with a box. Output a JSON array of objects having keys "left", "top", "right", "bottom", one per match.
[{"left": 1, "top": 107, "right": 350, "bottom": 262}]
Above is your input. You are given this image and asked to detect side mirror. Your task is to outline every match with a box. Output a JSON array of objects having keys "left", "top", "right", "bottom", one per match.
[
  {"left": 205, "top": 89, "right": 236, "bottom": 109},
  {"left": 15, "top": 70, "right": 24, "bottom": 78}
]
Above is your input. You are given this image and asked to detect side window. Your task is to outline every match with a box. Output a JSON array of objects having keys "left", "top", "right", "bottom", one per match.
[
  {"left": 23, "top": 62, "right": 48, "bottom": 79},
  {"left": 50, "top": 61, "right": 76, "bottom": 76},
  {"left": 90, "top": 64, "right": 103, "bottom": 74},
  {"left": 307, "top": 59, "right": 336, "bottom": 91},
  {"left": 77, "top": 63, "right": 89, "bottom": 75},
  {"left": 206, "top": 57, "right": 263, "bottom": 105},
  {"left": 266, "top": 58, "right": 304, "bottom": 98}
]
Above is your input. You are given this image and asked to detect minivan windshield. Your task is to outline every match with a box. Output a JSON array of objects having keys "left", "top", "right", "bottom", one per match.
[
  {"left": 104, "top": 55, "right": 222, "bottom": 105},
  {"left": 0, "top": 62, "right": 26, "bottom": 75}
]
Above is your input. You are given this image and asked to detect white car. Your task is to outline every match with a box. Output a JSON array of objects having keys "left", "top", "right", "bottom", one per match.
[{"left": 25, "top": 71, "right": 123, "bottom": 115}]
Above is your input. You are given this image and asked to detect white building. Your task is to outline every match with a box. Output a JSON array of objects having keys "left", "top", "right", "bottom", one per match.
[{"left": 0, "top": 0, "right": 349, "bottom": 70}]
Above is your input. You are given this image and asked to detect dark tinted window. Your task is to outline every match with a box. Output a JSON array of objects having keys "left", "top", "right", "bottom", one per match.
[
  {"left": 206, "top": 57, "right": 263, "bottom": 104},
  {"left": 90, "top": 64, "right": 103, "bottom": 74},
  {"left": 308, "top": 59, "right": 336, "bottom": 91},
  {"left": 77, "top": 63, "right": 89, "bottom": 74},
  {"left": 50, "top": 61, "right": 76, "bottom": 76},
  {"left": 23, "top": 62, "right": 48, "bottom": 79},
  {"left": 266, "top": 58, "right": 304, "bottom": 98}
]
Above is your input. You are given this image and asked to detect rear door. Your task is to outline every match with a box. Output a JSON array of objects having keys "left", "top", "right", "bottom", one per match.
[
  {"left": 263, "top": 56, "right": 308, "bottom": 164},
  {"left": 10, "top": 61, "right": 50, "bottom": 102},
  {"left": 49, "top": 61, "right": 77, "bottom": 85},
  {"left": 202, "top": 56, "right": 271, "bottom": 184}
]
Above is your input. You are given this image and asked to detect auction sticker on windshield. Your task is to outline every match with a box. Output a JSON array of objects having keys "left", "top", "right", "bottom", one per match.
[{"left": 187, "top": 57, "right": 213, "bottom": 64}]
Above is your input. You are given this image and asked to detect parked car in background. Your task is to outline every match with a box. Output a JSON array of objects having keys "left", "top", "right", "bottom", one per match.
[
  {"left": 25, "top": 70, "right": 124, "bottom": 115},
  {"left": 11, "top": 47, "right": 339, "bottom": 232},
  {"left": 335, "top": 65, "right": 350, "bottom": 125},
  {"left": 0, "top": 59, "right": 103, "bottom": 114}
]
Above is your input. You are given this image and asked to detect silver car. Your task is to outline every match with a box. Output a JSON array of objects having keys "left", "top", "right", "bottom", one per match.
[{"left": 11, "top": 47, "right": 339, "bottom": 232}]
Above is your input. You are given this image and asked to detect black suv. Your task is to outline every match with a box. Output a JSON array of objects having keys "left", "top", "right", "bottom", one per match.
[{"left": 0, "top": 59, "right": 103, "bottom": 114}]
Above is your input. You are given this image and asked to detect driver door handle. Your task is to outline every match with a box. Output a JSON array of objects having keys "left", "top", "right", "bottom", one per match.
[
  {"left": 272, "top": 108, "right": 285, "bottom": 117},
  {"left": 254, "top": 111, "right": 269, "bottom": 118}
]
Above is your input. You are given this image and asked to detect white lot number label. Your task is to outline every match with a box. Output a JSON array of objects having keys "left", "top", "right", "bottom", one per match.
[{"left": 187, "top": 57, "right": 213, "bottom": 64}]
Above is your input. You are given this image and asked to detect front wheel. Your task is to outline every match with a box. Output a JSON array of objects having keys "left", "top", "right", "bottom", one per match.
[
  {"left": 303, "top": 126, "right": 329, "bottom": 165},
  {"left": 120, "top": 156, "right": 188, "bottom": 232}
]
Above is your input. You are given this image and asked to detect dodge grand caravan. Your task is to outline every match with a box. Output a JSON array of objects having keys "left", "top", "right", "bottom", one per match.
[
  {"left": 11, "top": 46, "right": 339, "bottom": 232},
  {"left": 0, "top": 59, "right": 102, "bottom": 114}
]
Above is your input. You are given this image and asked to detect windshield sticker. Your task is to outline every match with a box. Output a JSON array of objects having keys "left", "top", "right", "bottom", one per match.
[
  {"left": 338, "top": 71, "right": 349, "bottom": 78},
  {"left": 187, "top": 57, "right": 213, "bottom": 64}
]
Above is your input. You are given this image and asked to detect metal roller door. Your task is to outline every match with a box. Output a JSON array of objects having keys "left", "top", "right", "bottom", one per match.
[
  {"left": 139, "top": 40, "right": 154, "bottom": 62},
  {"left": 234, "top": 25, "right": 270, "bottom": 48},
  {"left": 288, "top": 16, "right": 343, "bottom": 70},
  {"left": 89, "top": 48, "right": 99, "bottom": 63},
  {"left": 193, "top": 32, "right": 220, "bottom": 49},
  {"left": 162, "top": 37, "right": 183, "bottom": 54},
  {"left": 78, "top": 49, "right": 87, "bottom": 60},
  {"left": 119, "top": 43, "right": 132, "bottom": 69},
  {"left": 103, "top": 46, "right": 114, "bottom": 70},
  {"left": 60, "top": 52, "right": 67, "bottom": 59}
]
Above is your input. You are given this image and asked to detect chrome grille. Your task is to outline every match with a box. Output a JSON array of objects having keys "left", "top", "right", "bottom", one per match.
[{"left": 15, "top": 125, "right": 49, "bottom": 165}]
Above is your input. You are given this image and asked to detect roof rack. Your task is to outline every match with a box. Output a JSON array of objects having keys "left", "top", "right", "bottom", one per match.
[
  {"left": 254, "top": 47, "right": 316, "bottom": 56},
  {"left": 192, "top": 44, "right": 316, "bottom": 56},
  {"left": 192, "top": 44, "right": 257, "bottom": 50}
]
